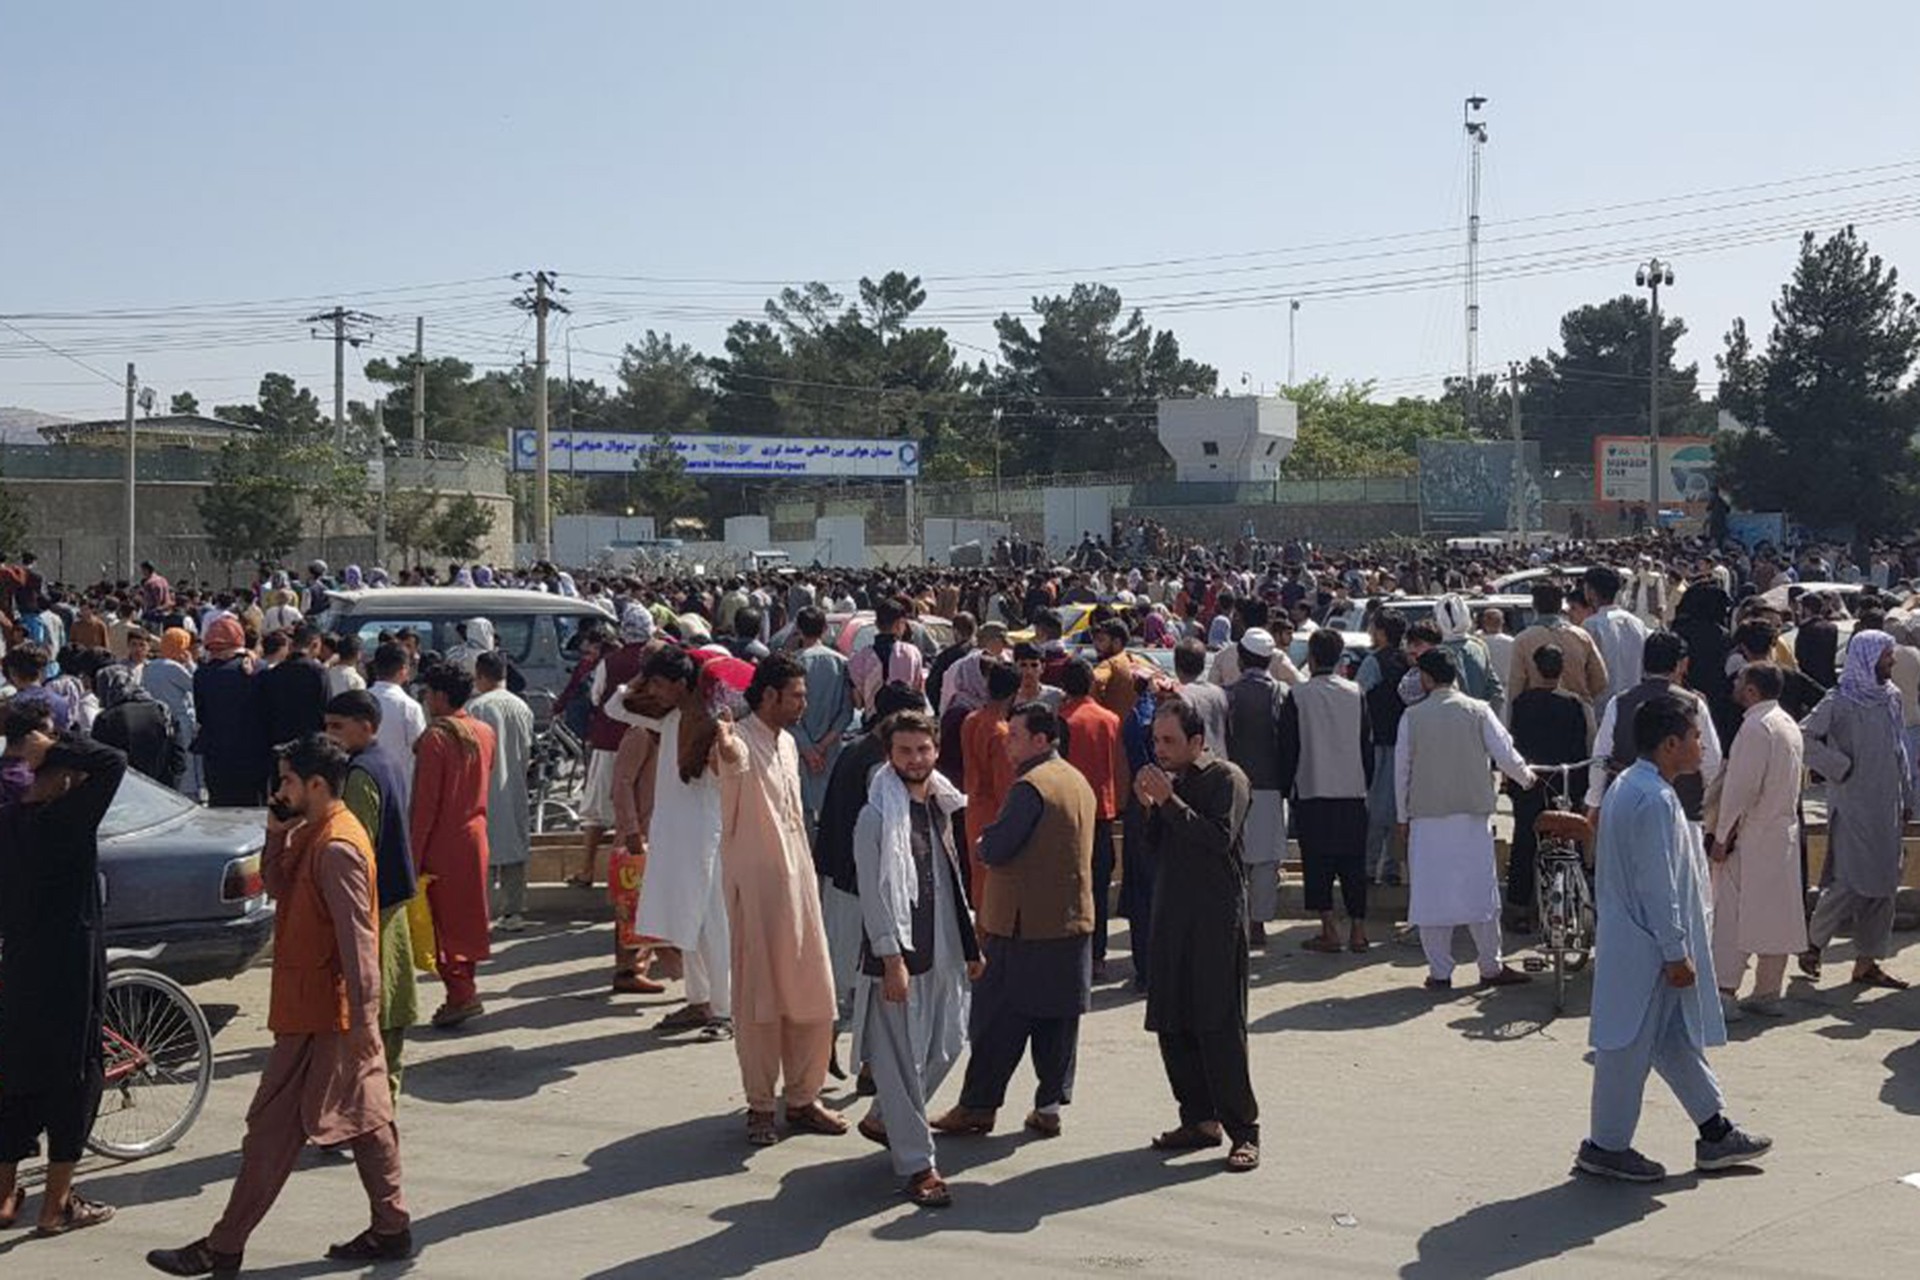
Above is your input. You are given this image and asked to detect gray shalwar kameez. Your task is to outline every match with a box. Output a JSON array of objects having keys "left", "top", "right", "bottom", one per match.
[{"left": 1802, "top": 692, "right": 1913, "bottom": 960}]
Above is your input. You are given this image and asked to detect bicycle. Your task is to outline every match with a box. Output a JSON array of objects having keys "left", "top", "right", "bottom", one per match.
[
  {"left": 1521, "top": 760, "right": 1599, "bottom": 1014},
  {"left": 91, "top": 951, "right": 215, "bottom": 1160}
]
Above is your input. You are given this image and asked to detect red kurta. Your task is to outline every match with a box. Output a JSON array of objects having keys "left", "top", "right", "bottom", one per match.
[{"left": 411, "top": 712, "right": 496, "bottom": 965}]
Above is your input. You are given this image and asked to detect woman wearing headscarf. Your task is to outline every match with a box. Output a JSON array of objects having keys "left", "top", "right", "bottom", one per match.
[
  {"left": 193, "top": 615, "right": 268, "bottom": 806},
  {"left": 1800, "top": 630, "right": 1914, "bottom": 989},
  {"left": 91, "top": 665, "right": 181, "bottom": 788},
  {"left": 341, "top": 565, "right": 365, "bottom": 591},
  {"left": 143, "top": 628, "right": 201, "bottom": 797}
]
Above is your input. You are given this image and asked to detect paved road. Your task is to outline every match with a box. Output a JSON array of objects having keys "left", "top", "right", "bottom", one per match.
[{"left": 13, "top": 906, "right": 1920, "bottom": 1279}]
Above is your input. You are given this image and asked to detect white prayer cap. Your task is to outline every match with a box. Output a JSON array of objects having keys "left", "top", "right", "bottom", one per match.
[{"left": 1239, "top": 627, "right": 1276, "bottom": 659}]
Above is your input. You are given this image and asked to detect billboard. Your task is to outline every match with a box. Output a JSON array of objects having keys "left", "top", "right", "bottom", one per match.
[
  {"left": 1417, "top": 440, "right": 1543, "bottom": 534},
  {"left": 1594, "top": 436, "right": 1714, "bottom": 506},
  {"left": 511, "top": 430, "right": 919, "bottom": 478}
]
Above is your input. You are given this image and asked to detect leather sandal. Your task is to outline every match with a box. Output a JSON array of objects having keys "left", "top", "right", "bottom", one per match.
[
  {"left": 656, "top": 1004, "right": 710, "bottom": 1033},
  {"left": 1226, "top": 1141, "right": 1261, "bottom": 1172},
  {"left": 905, "top": 1170, "right": 952, "bottom": 1208},
  {"left": 746, "top": 1110, "right": 780, "bottom": 1146},
  {"left": 1852, "top": 965, "right": 1910, "bottom": 991},
  {"left": 1150, "top": 1124, "right": 1224, "bottom": 1151},
  {"left": 612, "top": 970, "right": 666, "bottom": 995},
  {"left": 929, "top": 1105, "right": 995, "bottom": 1136},
  {"left": 858, "top": 1115, "right": 890, "bottom": 1147},
  {"left": 1023, "top": 1109, "right": 1062, "bottom": 1139},
  {"left": 784, "top": 1102, "right": 850, "bottom": 1137},
  {"left": 34, "top": 1192, "right": 113, "bottom": 1237}
]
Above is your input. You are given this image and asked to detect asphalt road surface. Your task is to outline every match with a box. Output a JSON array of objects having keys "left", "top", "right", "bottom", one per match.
[{"left": 11, "top": 904, "right": 1920, "bottom": 1279}]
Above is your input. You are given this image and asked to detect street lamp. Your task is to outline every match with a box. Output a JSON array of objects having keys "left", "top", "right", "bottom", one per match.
[{"left": 1635, "top": 258, "right": 1674, "bottom": 513}]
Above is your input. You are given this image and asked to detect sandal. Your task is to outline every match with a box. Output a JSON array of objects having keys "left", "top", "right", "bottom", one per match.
[
  {"left": 0, "top": 1185, "right": 25, "bottom": 1229},
  {"left": 1302, "top": 936, "right": 1344, "bottom": 954},
  {"left": 1225, "top": 1141, "right": 1261, "bottom": 1173},
  {"left": 1150, "top": 1124, "right": 1224, "bottom": 1151},
  {"left": 565, "top": 874, "right": 594, "bottom": 890},
  {"left": 1348, "top": 938, "right": 1371, "bottom": 954},
  {"left": 1798, "top": 948, "right": 1822, "bottom": 980},
  {"left": 656, "top": 1004, "right": 710, "bottom": 1033},
  {"left": 858, "top": 1115, "right": 890, "bottom": 1147},
  {"left": 34, "top": 1192, "right": 114, "bottom": 1237},
  {"left": 784, "top": 1103, "right": 850, "bottom": 1137},
  {"left": 612, "top": 971, "right": 666, "bottom": 995},
  {"left": 145, "top": 1238, "right": 243, "bottom": 1277},
  {"left": 746, "top": 1111, "right": 780, "bottom": 1146},
  {"left": 1853, "top": 965, "right": 1911, "bottom": 991},
  {"left": 905, "top": 1170, "right": 952, "bottom": 1208}
]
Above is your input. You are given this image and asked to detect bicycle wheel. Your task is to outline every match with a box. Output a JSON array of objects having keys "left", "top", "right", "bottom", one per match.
[
  {"left": 88, "top": 968, "right": 214, "bottom": 1161},
  {"left": 1550, "top": 867, "right": 1569, "bottom": 1013}
]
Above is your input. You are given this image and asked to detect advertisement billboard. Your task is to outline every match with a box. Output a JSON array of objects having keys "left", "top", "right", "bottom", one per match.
[
  {"left": 1417, "top": 440, "right": 1542, "bottom": 534},
  {"left": 1594, "top": 436, "right": 1714, "bottom": 506},
  {"left": 511, "top": 430, "right": 919, "bottom": 478}
]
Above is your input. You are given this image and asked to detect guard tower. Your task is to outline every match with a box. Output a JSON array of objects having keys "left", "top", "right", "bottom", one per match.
[{"left": 1155, "top": 395, "right": 1296, "bottom": 482}]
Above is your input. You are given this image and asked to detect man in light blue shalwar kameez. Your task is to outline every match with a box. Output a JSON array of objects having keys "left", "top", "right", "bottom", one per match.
[{"left": 1578, "top": 692, "right": 1773, "bottom": 1182}]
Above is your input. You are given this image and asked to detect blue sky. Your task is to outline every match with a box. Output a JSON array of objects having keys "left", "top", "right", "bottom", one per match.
[{"left": 7, "top": 1, "right": 1920, "bottom": 424}]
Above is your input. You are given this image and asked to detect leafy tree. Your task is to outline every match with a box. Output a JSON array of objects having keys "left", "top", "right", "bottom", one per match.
[
  {"left": 1716, "top": 227, "right": 1920, "bottom": 537},
  {"left": 0, "top": 471, "right": 30, "bottom": 556},
  {"left": 630, "top": 431, "right": 704, "bottom": 521},
  {"left": 988, "top": 284, "right": 1217, "bottom": 475},
  {"left": 198, "top": 440, "right": 304, "bottom": 565},
  {"left": 385, "top": 490, "right": 440, "bottom": 569},
  {"left": 1517, "top": 296, "right": 1714, "bottom": 468},
  {"left": 428, "top": 493, "right": 495, "bottom": 561},
  {"left": 168, "top": 391, "right": 199, "bottom": 416},
  {"left": 212, "top": 372, "right": 327, "bottom": 440},
  {"left": 1281, "top": 378, "right": 1471, "bottom": 477}
]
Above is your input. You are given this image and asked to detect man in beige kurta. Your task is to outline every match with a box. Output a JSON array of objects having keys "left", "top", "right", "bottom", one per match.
[
  {"left": 1709, "top": 663, "right": 1808, "bottom": 1020},
  {"left": 715, "top": 654, "right": 849, "bottom": 1145}
]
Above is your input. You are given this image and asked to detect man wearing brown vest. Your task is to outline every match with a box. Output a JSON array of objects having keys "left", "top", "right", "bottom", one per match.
[
  {"left": 148, "top": 735, "right": 411, "bottom": 1277},
  {"left": 933, "top": 702, "right": 1096, "bottom": 1139}
]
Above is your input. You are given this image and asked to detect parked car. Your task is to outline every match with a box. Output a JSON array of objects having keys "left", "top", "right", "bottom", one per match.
[
  {"left": 1324, "top": 595, "right": 1536, "bottom": 636},
  {"left": 315, "top": 587, "right": 616, "bottom": 717},
  {"left": 101, "top": 772, "right": 274, "bottom": 985},
  {"left": 828, "top": 612, "right": 955, "bottom": 662}
]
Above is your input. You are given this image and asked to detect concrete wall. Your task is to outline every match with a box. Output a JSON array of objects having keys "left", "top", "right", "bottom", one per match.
[{"left": 1117, "top": 500, "right": 1421, "bottom": 546}]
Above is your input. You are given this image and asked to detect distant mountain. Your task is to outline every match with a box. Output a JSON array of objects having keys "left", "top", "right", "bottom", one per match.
[{"left": 0, "top": 406, "right": 74, "bottom": 444}]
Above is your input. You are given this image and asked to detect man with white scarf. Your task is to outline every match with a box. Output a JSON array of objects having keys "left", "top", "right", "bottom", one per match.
[{"left": 851, "top": 709, "right": 980, "bottom": 1208}]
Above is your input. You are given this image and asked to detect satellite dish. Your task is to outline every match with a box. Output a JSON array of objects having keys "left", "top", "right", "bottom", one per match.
[{"left": 137, "top": 386, "right": 157, "bottom": 416}]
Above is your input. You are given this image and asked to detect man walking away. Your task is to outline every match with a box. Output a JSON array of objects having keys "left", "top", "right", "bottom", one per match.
[
  {"left": 412, "top": 663, "right": 496, "bottom": 1029},
  {"left": 1279, "top": 627, "right": 1374, "bottom": 955},
  {"left": 1138, "top": 698, "right": 1260, "bottom": 1173},
  {"left": 1396, "top": 649, "right": 1536, "bottom": 991},
  {"left": 1709, "top": 663, "right": 1807, "bottom": 1021},
  {"left": 852, "top": 710, "right": 980, "bottom": 1208},
  {"left": 1578, "top": 694, "right": 1770, "bottom": 1183},
  {"left": 934, "top": 703, "right": 1095, "bottom": 1140},
  {"left": 1800, "top": 630, "right": 1914, "bottom": 990},
  {"left": 1506, "top": 646, "right": 1592, "bottom": 930},
  {"left": 148, "top": 735, "right": 412, "bottom": 1275},
  {"left": 468, "top": 651, "right": 535, "bottom": 933},
  {"left": 1358, "top": 608, "right": 1411, "bottom": 885},
  {"left": 1224, "top": 627, "right": 1288, "bottom": 947},
  {"left": 1583, "top": 566, "right": 1650, "bottom": 707}
]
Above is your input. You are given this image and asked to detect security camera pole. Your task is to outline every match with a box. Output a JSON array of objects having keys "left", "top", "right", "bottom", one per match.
[{"left": 1635, "top": 259, "right": 1674, "bottom": 513}]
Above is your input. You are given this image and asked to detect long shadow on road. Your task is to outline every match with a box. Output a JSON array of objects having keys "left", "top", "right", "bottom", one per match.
[{"left": 1402, "top": 1172, "right": 1713, "bottom": 1278}]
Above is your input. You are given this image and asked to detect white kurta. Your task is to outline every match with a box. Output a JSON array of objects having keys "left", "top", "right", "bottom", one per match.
[
  {"left": 1709, "top": 701, "right": 1808, "bottom": 959},
  {"left": 633, "top": 709, "right": 725, "bottom": 949},
  {"left": 1241, "top": 790, "right": 1286, "bottom": 867},
  {"left": 1396, "top": 697, "right": 1533, "bottom": 928}
]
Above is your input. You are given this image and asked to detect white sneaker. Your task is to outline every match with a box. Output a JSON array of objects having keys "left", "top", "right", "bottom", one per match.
[{"left": 496, "top": 914, "right": 528, "bottom": 934}]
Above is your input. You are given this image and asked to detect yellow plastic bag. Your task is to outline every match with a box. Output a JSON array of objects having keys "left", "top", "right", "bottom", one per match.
[{"left": 407, "top": 874, "right": 438, "bottom": 973}]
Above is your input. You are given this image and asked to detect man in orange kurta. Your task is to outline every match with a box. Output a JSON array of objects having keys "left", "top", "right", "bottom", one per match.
[
  {"left": 960, "top": 660, "right": 1021, "bottom": 893},
  {"left": 147, "top": 735, "right": 410, "bottom": 1277},
  {"left": 714, "top": 654, "right": 848, "bottom": 1146},
  {"left": 411, "top": 663, "right": 495, "bottom": 1029}
]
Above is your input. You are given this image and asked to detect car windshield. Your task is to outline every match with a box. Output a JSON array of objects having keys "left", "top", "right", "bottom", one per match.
[{"left": 101, "top": 770, "right": 198, "bottom": 840}]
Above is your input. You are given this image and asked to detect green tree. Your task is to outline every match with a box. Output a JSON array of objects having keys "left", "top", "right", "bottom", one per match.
[
  {"left": 168, "top": 391, "right": 199, "bottom": 416},
  {"left": 428, "top": 493, "right": 496, "bottom": 561},
  {"left": 988, "top": 284, "right": 1217, "bottom": 475},
  {"left": 1281, "top": 378, "right": 1470, "bottom": 477},
  {"left": 1716, "top": 227, "right": 1920, "bottom": 537},
  {"left": 0, "top": 471, "right": 30, "bottom": 556},
  {"left": 213, "top": 372, "right": 327, "bottom": 440},
  {"left": 1517, "top": 296, "right": 1714, "bottom": 469},
  {"left": 630, "top": 431, "right": 704, "bottom": 521},
  {"left": 198, "top": 440, "right": 304, "bottom": 565},
  {"left": 385, "top": 490, "right": 440, "bottom": 569}
]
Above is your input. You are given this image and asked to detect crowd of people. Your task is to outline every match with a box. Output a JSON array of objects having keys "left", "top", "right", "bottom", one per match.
[{"left": 1, "top": 522, "right": 1916, "bottom": 1266}]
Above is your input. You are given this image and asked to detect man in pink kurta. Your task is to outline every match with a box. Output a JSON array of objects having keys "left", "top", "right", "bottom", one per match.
[
  {"left": 715, "top": 654, "right": 848, "bottom": 1145},
  {"left": 1709, "top": 662, "right": 1808, "bottom": 1019},
  {"left": 411, "top": 664, "right": 496, "bottom": 1028}
]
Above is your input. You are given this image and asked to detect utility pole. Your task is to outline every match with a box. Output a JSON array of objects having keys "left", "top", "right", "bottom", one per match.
[
  {"left": 411, "top": 316, "right": 426, "bottom": 447},
  {"left": 304, "top": 306, "right": 377, "bottom": 450},
  {"left": 1287, "top": 299, "right": 1300, "bottom": 387},
  {"left": 1463, "top": 97, "right": 1489, "bottom": 427},
  {"left": 1508, "top": 361, "right": 1526, "bottom": 544},
  {"left": 124, "top": 363, "right": 137, "bottom": 579},
  {"left": 514, "top": 272, "right": 568, "bottom": 562},
  {"left": 372, "top": 400, "right": 388, "bottom": 569},
  {"left": 1636, "top": 258, "right": 1674, "bottom": 511}
]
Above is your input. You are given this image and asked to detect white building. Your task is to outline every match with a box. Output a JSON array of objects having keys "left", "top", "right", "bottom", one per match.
[{"left": 1155, "top": 395, "right": 1297, "bottom": 482}]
